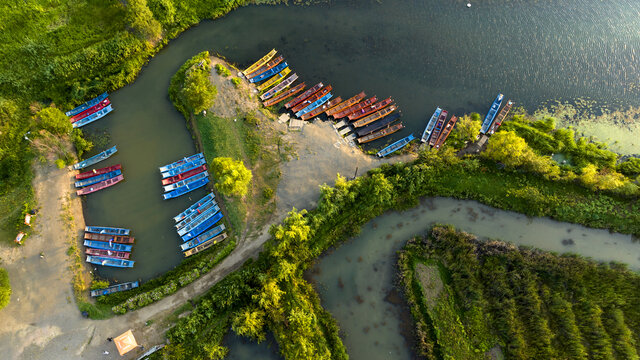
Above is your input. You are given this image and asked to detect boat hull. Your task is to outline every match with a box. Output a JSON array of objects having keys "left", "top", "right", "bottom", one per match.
[
  {"left": 285, "top": 83, "right": 323, "bottom": 109},
  {"left": 352, "top": 105, "right": 397, "bottom": 128},
  {"left": 291, "top": 86, "right": 333, "bottom": 113},
  {"left": 326, "top": 92, "right": 366, "bottom": 117},
  {"left": 332, "top": 96, "right": 377, "bottom": 119},
  {"left": 348, "top": 98, "right": 393, "bottom": 121},
  {"left": 260, "top": 73, "right": 298, "bottom": 101},
  {"left": 177, "top": 205, "right": 221, "bottom": 236},
  {"left": 163, "top": 172, "right": 208, "bottom": 192},
  {"left": 75, "top": 169, "right": 121, "bottom": 188},
  {"left": 159, "top": 153, "right": 204, "bottom": 173},
  {"left": 161, "top": 158, "right": 207, "bottom": 178},
  {"left": 65, "top": 92, "right": 108, "bottom": 117},
  {"left": 76, "top": 164, "right": 122, "bottom": 180},
  {"left": 377, "top": 134, "right": 416, "bottom": 157},
  {"left": 421, "top": 107, "right": 442, "bottom": 143},
  {"left": 76, "top": 174, "right": 124, "bottom": 195},
  {"left": 263, "top": 83, "right": 306, "bottom": 107},
  {"left": 85, "top": 226, "right": 130, "bottom": 236},
  {"left": 184, "top": 232, "right": 228, "bottom": 256},
  {"left": 428, "top": 110, "right": 449, "bottom": 146},
  {"left": 480, "top": 93, "right": 504, "bottom": 134},
  {"left": 85, "top": 248, "right": 131, "bottom": 260},
  {"left": 257, "top": 67, "right": 291, "bottom": 92},
  {"left": 70, "top": 98, "right": 111, "bottom": 123},
  {"left": 249, "top": 62, "right": 288, "bottom": 83},
  {"left": 295, "top": 93, "right": 333, "bottom": 118},
  {"left": 163, "top": 177, "right": 209, "bottom": 200},
  {"left": 73, "top": 146, "right": 117, "bottom": 170},
  {"left": 90, "top": 281, "right": 139, "bottom": 297},
  {"left": 357, "top": 123, "right": 404, "bottom": 144},
  {"left": 247, "top": 55, "right": 284, "bottom": 82},
  {"left": 84, "top": 240, "right": 132, "bottom": 252},
  {"left": 355, "top": 112, "right": 402, "bottom": 137},
  {"left": 181, "top": 224, "right": 226, "bottom": 251},
  {"left": 173, "top": 193, "right": 215, "bottom": 223},
  {"left": 72, "top": 105, "right": 114, "bottom": 128},
  {"left": 300, "top": 96, "right": 343, "bottom": 121},
  {"left": 434, "top": 115, "right": 459, "bottom": 149},
  {"left": 243, "top": 49, "right": 277, "bottom": 76},
  {"left": 162, "top": 165, "right": 207, "bottom": 186},
  {"left": 86, "top": 255, "right": 134, "bottom": 268},
  {"left": 181, "top": 212, "right": 224, "bottom": 242}
]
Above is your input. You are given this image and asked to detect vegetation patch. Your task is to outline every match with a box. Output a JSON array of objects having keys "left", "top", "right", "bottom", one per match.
[{"left": 0, "top": 268, "right": 11, "bottom": 310}]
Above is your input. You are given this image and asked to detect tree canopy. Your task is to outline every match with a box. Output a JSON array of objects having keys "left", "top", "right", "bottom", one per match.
[
  {"left": 210, "top": 157, "right": 252, "bottom": 197},
  {"left": 36, "top": 107, "right": 71, "bottom": 136},
  {"left": 126, "top": 0, "right": 162, "bottom": 42}
]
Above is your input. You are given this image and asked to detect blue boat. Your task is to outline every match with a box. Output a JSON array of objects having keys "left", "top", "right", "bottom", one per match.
[
  {"left": 163, "top": 172, "right": 208, "bottom": 192},
  {"left": 163, "top": 177, "right": 209, "bottom": 200},
  {"left": 74, "top": 169, "right": 121, "bottom": 188},
  {"left": 249, "top": 62, "right": 288, "bottom": 83},
  {"left": 177, "top": 204, "right": 220, "bottom": 236},
  {"left": 159, "top": 153, "right": 204, "bottom": 173},
  {"left": 86, "top": 255, "right": 134, "bottom": 268},
  {"left": 295, "top": 93, "right": 333, "bottom": 118},
  {"left": 181, "top": 224, "right": 226, "bottom": 251},
  {"left": 73, "top": 146, "right": 118, "bottom": 170},
  {"left": 85, "top": 226, "right": 130, "bottom": 236},
  {"left": 181, "top": 212, "right": 224, "bottom": 242},
  {"left": 161, "top": 157, "right": 207, "bottom": 178},
  {"left": 72, "top": 105, "right": 114, "bottom": 128},
  {"left": 173, "top": 193, "right": 215, "bottom": 223},
  {"left": 90, "top": 281, "right": 139, "bottom": 297},
  {"left": 420, "top": 107, "right": 441, "bottom": 143},
  {"left": 65, "top": 92, "right": 108, "bottom": 117},
  {"left": 176, "top": 199, "right": 217, "bottom": 231},
  {"left": 83, "top": 240, "right": 132, "bottom": 252},
  {"left": 377, "top": 134, "right": 416, "bottom": 157},
  {"left": 480, "top": 93, "right": 504, "bottom": 134}
]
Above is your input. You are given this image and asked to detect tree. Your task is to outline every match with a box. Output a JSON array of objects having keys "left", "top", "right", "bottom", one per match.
[
  {"left": 210, "top": 157, "right": 252, "bottom": 197},
  {"left": 148, "top": 0, "right": 176, "bottom": 25},
  {"left": 483, "top": 131, "right": 530, "bottom": 167},
  {"left": 0, "top": 268, "right": 11, "bottom": 309},
  {"left": 36, "top": 107, "right": 71, "bottom": 135},
  {"left": 181, "top": 65, "right": 217, "bottom": 114},
  {"left": 448, "top": 114, "right": 481, "bottom": 147},
  {"left": 579, "top": 164, "right": 626, "bottom": 191},
  {"left": 126, "top": 0, "right": 162, "bottom": 42},
  {"left": 232, "top": 307, "right": 266, "bottom": 342}
]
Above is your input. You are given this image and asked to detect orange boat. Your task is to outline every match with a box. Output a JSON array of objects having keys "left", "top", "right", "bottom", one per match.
[
  {"left": 326, "top": 92, "right": 366, "bottom": 117},
  {"left": 348, "top": 97, "right": 393, "bottom": 121},
  {"left": 263, "top": 83, "right": 306, "bottom": 107},
  {"left": 291, "top": 86, "right": 332, "bottom": 113},
  {"left": 247, "top": 55, "right": 284, "bottom": 81},
  {"left": 434, "top": 116, "right": 458, "bottom": 149},
  {"left": 332, "top": 96, "right": 377, "bottom": 119},
  {"left": 357, "top": 123, "right": 404, "bottom": 144},
  {"left": 353, "top": 105, "right": 397, "bottom": 128},
  {"left": 285, "top": 83, "right": 323, "bottom": 109},
  {"left": 84, "top": 232, "right": 135, "bottom": 244},
  {"left": 300, "top": 97, "right": 342, "bottom": 120}
]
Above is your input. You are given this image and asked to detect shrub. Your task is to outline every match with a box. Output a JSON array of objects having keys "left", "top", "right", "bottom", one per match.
[
  {"left": 617, "top": 157, "right": 640, "bottom": 177},
  {"left": 231, "top": 77, "right": 241, "bottom": 88},
  {"left": 36, "top": 107, "right": 71, "bottom": 136},
  {"left": 91, "top": 280, "right": 110, "bottom": 290},
  {"left": 126, "top": 0, "right": 162, "bottom": 42},
  {"left": 210, "top": 157, "right": 252, "bottom": 197},
  {"left": 0, "top": 268, "right": 11, "bottom": 309},
  {"left": 55, "top": 159, "right": 65, "bottom": 169},
  {"left": 215, "top": 64, "right": 231, "bottom": 77}
]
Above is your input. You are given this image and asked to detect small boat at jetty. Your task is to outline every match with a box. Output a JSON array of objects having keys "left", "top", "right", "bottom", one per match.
[
  {"left": 76, "top": 164, "right": 121, "bottom": 180},
  {"left": 85, "top": 248, "right": 131, "bottom": 260},
  {"left": 352, "top": 105, "right": 397, "bottom": 128},
  {"left": 326, "top": 92, "right": 366, "bottom": 117},
  {"left": 159, "top": 153, "right": 204, "bottom": 173},
  {"left": 348, "top": 97, "right": 393, "bottom": 121},
  {"left": 90, "top": 281, "right": 139, "bottom": 297},
  {"left": 86, "top": 255, "right": 134, "bottom": 268},
  {"left": 74, "top": 169, "right": 121, "bottom": 188},
  {"left": 70, "top": 99, "right": 111, "bottom": 123},
  {"left": 181, "top": 224, "right": 226, "bottom": 251},
  {"left": 421, "top": 107, "right": 442, "bottom": 143},
  {"left": 85, "top": 226, "right": 130, "bottom": 236},
  {"left": 433, "top": 115, "right": 458, "bottom": 149},
  {"left": 162, "top": 165, "right": 207, "bottom": 186},
  {"left": 295, "top": 93, "right": 333, "bottom": 118},
  {"left": 261, "top": 73, "right": 299, "bottom": 101},
  {"left": 84, "top": 240, "right": 132, "bottom": 252},
  {"left": 291, "top": 86, "right": 332, "bottom": 113},
  {"left": 177, "top": 204, "right": 221, "bottom": 236},
  {"left": 357, "top": 123, "right": 404, "bottom": 144},
  {"left": 76, "top": 174, "right": 124, "bottom": 195},
  {"left": 161, "top": 157, "right": 206, "bottom": 178},
  {"left": 243, "top": 49, "right": 277, "bottom": 76},
  {"left": 176, "top": 200, "right": 217, "bottom": 231},
  {"left": 377, "top": 134, "right": 416, "bottom": 157},
  {"left": 285, "top": 83, "right": 323, "bottom": 109},
  {"left": 300, "top": 96, "right": 342, "bottom": 121},
  {"left": 250, "top": 62, "right": 288, "bottom": 83},
  {"left": 65, "top": 92, "right": 108, "bottom": 117},
  {"left": 163, "top": 172, "right": 208, "bottom": 192},
  {"left": 488, "top": 100, "right": 512, "bottom": 134},
  {"left": 163, "top": 177, "right": 209, "bottom": 200},
  {"left": 257, "top": 67, "right": 291, "bottom": 92},
  {"left": 181, "top": 212, "right": 224, "bottom": 242},
  {"left": 72, "top": 105, "right": 114, "bottom": 128},
  {"left": 480, "top": 93, "right": 504, "bottom": 134},
  {"left": 174, "top": 193, "right": 215, "bottom": 223},
  {"left": 332, "top": 96, "right": 377, "bottom": 119},
  {"left": 355, "top": 112, "right": 402, "bottom": 137},
  {"left": 247, "top": 55, "right": 284, "bottom": 82},
  {"left": 73, "top": 146, "right": 117, "bottom": 170},
  {"left": 428, "top": 110, "right": 448, "bottom": 146},
  {"left": 184, "top": 232, "right": 228, "bottom": 257},
  {"left": 263, "top": 82, "right": 305, "bottom": 107},
  {"left": 84, "top": 232, "right": 135, "bottom": 244}
]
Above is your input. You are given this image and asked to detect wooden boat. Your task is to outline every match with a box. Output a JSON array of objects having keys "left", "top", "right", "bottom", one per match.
[
  {"left": 181, "top": 225, "right": 226, "bottom": 251},
  {"left": 243, "top": 49, "right": 276, "bottom": 76},
  {"left": 357, "top": 123, "right": 404, "bottom": 144},
  {"left": 74, "top": 169, "right": 121, "bottom": 188},
  {"left": 480, "top": 93, "right": 504, "bottom": 134},
  {"left": 261, "top": 73, "right": 298, "bottom": 101},
  {"left": 181, "top": 212, "right": 224, "bottom": 242},
  {"left": 76, "top": 174, "right": 124, "bottom": 195},
  {"left": 257, "top": 67, "right": 291, "bottom": 92},
  {"left": 249, "top": 62, "right": 288, "bottom": 83},
  {"left": 86, "top": 255, "right": 134, "bottom": 268},
  {"left": 84, "top": 232, "right": 135, "bottom": 244},
  {"left": 163, "top": 177, "right": 209, "bottom": 200},
  {"left": 295, "top": 93, "right": 333, "bottom": 118},
  {"left": 488, "top": 100, "right": 513, "bottom": 134},
  {"left": 326, "top": 92, "right": 366, "bottom": 117},
  {"left": 85, "top": 248, "right": 131, "bottom": 260},
  {"left": 285, "top": 83, "right": 323, "bottom": 109},
  {"left": 291, "top": 86, "right": 332, "bottom": 113},
  {"left": 73, "top": 146, "right": 117, "bottom": 170},
  {"left": 161, "top": 157, "right": 206, "bottom": 178},
  {"left": 428, "top": 110, "right": 449, "bottom": 146},
  {"left": 84, "top": 240, "right": 132, "bottom": 252},
  {"left": 177, "top": 204, "right": 221, "bottom": 236},
  {"left": 72, "top": 104, "right": 114, "bottom": 128},
  {"left": 434, "top": 116, "right": 459, "bottom": 149},
  {"left": 352, "top": 105, "right": 397, "bottom": 128},
  {"left": 332, "top": 96, "right": 377, "bottom": 119},
  {"left": 162, "top": 165, "right": 207, "bottom": 186},
  {"left": 300, "top": 97, "right": 342, "bottom": 121},
  {"left": 85, "top": 226, "right": 130, "bottom": 236},
  {"left": 247, "top": 55, "right": 284, "bottom": 81},
  {"left": 65, "top": 92, "right": 108, "bottom": 117},
  {"left": 421, "top": 107, "right": 442, "bottom": 143},
  {"left": 90, "top": 281, "right": 139, "bottom": 297},
  {"left": 173, "top": 193, "right": 215, "bottom": 223},
  {"left": 184, "top": 232, "right": 228, "bottom": 257},
  {"left": 355, "top": 112, "right": 402, "bottom": 137},
  {"left": 377, "top": 134, "right": 416, "bottom": 157},
  {"left": 176, "top": 200, "right": 217, "bottom": 231},
  {"left": 163, "top": 172, "right": 208, "bottom": 192},
  {"left": 348, "top": 97, "right": 393, "bottom": 121},
  {"left": 76, "top": 164, "right": 122, "bottom": 180},
  {"left": 263, "top": 82, "right": 306, "bottom": 107},
  {"left": 159, "top": 153, "right": 204, "bottom": 173},
  {"left": 70, "top": 99, "right": 111, "bottom": 123}
]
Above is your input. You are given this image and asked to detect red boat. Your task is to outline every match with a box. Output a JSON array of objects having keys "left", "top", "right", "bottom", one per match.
[
  {"left": 69, "top": 98, "right": 111, "bottom": 123},
  {"left": 300, "top": 97, "right": 343, "bottom": 121},
  {"left": 263, "top": 83, "right": 306, "bottom": 107},
  {"left": 75, "top": 164, "right": 122, "bottom": 180},
  {"left": 84, "top": 232, "right": 135, "bottom": 244},
  {"left": 352, "top": 105, "right": 398, "bottom": 128},
  {"left": 161, "top": 165, "right": 207, "bottom": 186},
  {"left": 326, "top": 92, "right": 366, "bottom": 117},
  {"left": 85, "top": 248, "right": 131, "bottom": 260},
  {"left": 285, "top": 83, "right": 324, "bottom": 109},
  {"left": 434, "top": 116, "right": 458, "bottom": 149},
  {"left": 291, "top": 86, "right": 333, "bottom": 113},
  {"left": 77, "top": 174, "right": 124, "bottom": 195},
  {"left": 348, "top": 97, "right": 393, "bottom": 121},
  {"left": 332, "top": 96, "right": 377, "bottom": 119}
]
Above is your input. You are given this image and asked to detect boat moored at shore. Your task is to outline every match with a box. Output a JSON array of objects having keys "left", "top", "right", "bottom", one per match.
[
  {"left": 86, "top": 255, "right": 134, "bottom": 268},
  {"left": 357, "top": 122, "right": 405, "bottom": 144},
  {"left": 65, "top": 92, "right": 108, "bottom": 117},
  {"left": 243, "top": 49, "right": 277, "bottom": 76},
  {"left": 377, "top": 134, "right": 416, "bottom": 157},
  {"left": 421, "top": 107, "right": 442, "bottom": 143},
  {"left": 76, "top": 164, "right": 122, "bottom": 180},
  {"left": 428, "top": 110, "right": 448, "bottom": 146},
  {"left": 480, "top": 93, "right": 504, "bottom": 134},
  {"left": 90, "top": 281, "right": 139, "bottom": 297},
  {"left": 85, "top": 226, "right": 130, "bottom": 236},
  {"left": 73, "top": 146, "right": 117, "bottom": 170}
]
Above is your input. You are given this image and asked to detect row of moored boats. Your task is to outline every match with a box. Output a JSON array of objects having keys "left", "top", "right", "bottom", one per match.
[
  {"left": 83, "top": 226, "right": 135, "bottom": 268},
  {"left": 66, "top": 92, "right": 114, "bottom": 128},
  {"left": 173, "top": 192, "right": 228, "bottom": 256},
  {"left": 159, "top": 153, "right": 210, "bottom": 200}
]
